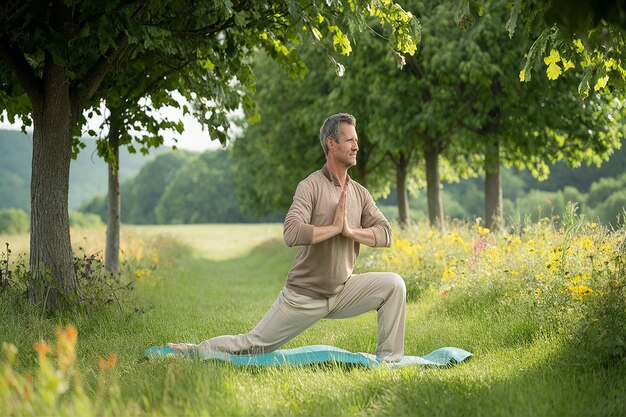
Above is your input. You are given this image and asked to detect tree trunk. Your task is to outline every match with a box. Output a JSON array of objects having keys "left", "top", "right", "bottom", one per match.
[
  {"left": 396, "top": 152, "right": 410, "bottom": 228},
  {"left": 484, "top": 138, "right": 503, "bottom": 231},
  {"left": 28, "top": 64, "right": 78, "bottom": 311},
  {"left": 105, "top": 116, "right": 121, "bottom": 274},
  {"left": 424, "top": 141, "right": 444, "bottom": 229}
]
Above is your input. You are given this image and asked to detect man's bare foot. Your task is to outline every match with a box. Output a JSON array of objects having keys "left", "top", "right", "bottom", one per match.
[{"left": 167, "top": 342, "right": 196, "bottom": 353}]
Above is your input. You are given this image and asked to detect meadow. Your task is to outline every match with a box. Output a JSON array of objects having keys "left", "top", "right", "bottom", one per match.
[{"left": 0, "top": 213, "right": 625, "bottom": 416}]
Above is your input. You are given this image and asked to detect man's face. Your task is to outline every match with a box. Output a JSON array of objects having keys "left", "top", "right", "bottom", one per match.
[{"left": 329, "top": 123, "right": 359, "bottom": 168}]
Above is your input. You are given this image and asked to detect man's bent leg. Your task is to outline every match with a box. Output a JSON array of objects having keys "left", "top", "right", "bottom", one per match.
[
  {"left": 326, "top": 272, "right": 406, "bottom": 361},
  {"left": 191, "top": 287, "right": 327, "bottom": 357}
]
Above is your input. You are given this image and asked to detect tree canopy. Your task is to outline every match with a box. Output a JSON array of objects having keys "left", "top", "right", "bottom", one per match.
[
  {"left": 0, "top": 0, "right": 420, "bottom": 311},
  {"left": 466, "top": 0, "right": 626, "bottom": 97}
]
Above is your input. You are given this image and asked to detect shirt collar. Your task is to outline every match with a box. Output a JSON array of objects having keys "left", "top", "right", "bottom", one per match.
[{"left": 322, "top": 163, "right": 351, "bottom": 187}]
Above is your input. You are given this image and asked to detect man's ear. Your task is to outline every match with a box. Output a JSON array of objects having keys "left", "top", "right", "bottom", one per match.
[{"left": 326, "top": 136, "right": 334, "bottom": 152}]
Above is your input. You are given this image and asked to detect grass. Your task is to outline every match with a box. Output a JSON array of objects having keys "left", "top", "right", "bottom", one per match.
[{"left": 1, "top": 223, "right": 625, "bottom": 416}]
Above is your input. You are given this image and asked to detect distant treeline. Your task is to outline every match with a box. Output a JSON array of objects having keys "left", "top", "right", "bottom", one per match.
[
  {"left": 2, "top": 128, "right": 625, "bottom": 232},
  {"left": 0, "top": 129, "right": 160, "bottom": 211},
  {"left": 79, "top": 149, "right": 282, "bottom": 225},
  {"left": 380, "top": 161, "right": 626, "bottom": 227},
  {"left": 76, "top": 144, "right": 626, "bottom": 227}
]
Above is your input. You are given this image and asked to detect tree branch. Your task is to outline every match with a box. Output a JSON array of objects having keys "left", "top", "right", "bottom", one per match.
[
  {"left": 72, "top": 33, "right": 129, "bottom": 116},
  {"left": 0, "top": 36, "right": 43, "bottom": 105},
  {"left": 73, "top": 0, "right": 147, "bottom": 40}
]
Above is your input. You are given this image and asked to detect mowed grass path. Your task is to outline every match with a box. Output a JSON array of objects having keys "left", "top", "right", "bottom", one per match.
[{"left": 1, "top": 224, "right": 625, "bottom": 416}]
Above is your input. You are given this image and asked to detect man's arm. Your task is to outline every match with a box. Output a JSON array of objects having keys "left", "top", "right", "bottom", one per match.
[
  {"left": 342, "top": 224, "right": 377, "bottom": 246},
  {"left": 341, "top": 187, "right": 392, "bottom": 248},
  {"left": 284, "top": 183, "right": 346, "bottom": 247}
]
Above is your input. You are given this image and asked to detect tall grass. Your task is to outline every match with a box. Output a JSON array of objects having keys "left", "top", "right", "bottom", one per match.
[{"left": 1, "top": 218, "right": 625, "bottom": 416}]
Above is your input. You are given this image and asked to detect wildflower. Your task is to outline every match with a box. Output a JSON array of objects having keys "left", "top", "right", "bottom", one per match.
[
  {"left": 442, "top": 263, "right": 457, "bottom": 282},
  {"left": 535, "top": 288, "right": 542, "bottom": 297},
  {"left": 476, "top": 226, "right": 490, "bottom": 235},
  {"left": 56, "top": 325, "right": 77, "bottom": 371},
  {"left": 22, "top": 385, "right": 33, "bottom": 402},
  {"left": 2, "top": 342, "right": 18, "bottom": 364},
  {"left": 33, "top": 340, "right": 51, "bottom": 358},
  {"left": 567, "top": 284, "right": 593, "bottom": 302},
  {"left": 99, "top": 353, "right": 117, "bottom": 370}
]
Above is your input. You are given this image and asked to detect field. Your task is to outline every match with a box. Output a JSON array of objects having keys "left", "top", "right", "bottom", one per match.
[{"left": 1, "top": 219, "right": 625, "bottom": 416}]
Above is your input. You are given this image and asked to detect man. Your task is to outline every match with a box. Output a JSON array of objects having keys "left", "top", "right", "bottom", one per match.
[{"left": 169, "top": 113, "right": 406, "bottom": 361}]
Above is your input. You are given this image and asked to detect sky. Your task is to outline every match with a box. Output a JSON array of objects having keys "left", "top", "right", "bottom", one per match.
[{"left": 0, "top": 95, "right": 224, "bottom": 153}]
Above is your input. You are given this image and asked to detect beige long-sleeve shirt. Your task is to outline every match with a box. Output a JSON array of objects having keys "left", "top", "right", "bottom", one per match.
[{"left": 283, "top": 164, "right": 392, "bottom": 299}]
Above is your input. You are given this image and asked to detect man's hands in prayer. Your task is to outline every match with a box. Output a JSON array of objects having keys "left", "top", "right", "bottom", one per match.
[
  {"left": 337, "top": 190, "right": 377, "bottom": 246},
  {"left": 311, "top": 190, "right": 375, "bottom": 246}
]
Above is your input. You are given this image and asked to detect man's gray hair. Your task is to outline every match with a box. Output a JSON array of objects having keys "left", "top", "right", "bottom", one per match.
[{"left": 319, "top": 113, "right": 356, "bottom": 156}]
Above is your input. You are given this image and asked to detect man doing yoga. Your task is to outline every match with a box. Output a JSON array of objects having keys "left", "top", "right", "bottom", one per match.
[{"left": 169, "top": 113, "right": 406, "bottom": 361}]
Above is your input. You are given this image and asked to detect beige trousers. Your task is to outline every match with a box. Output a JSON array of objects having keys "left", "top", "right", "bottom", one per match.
[{"left": 194, "top": 272, "right": 406, "bottom": 361}]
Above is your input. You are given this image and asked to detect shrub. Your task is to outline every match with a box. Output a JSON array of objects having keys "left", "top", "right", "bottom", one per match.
[
  {"left": 590, "top": 191, "right": 626, "bottom": 227},
  {"left": 69, "top": 211, "right": 104, "bottom": 228},
  {"left": 0, "top": 325, "right": 119, "bottom": 416},
  {"left": 358, "top": 208, "right": 626, "bottom": 366},
  {"left": 513, "top": 190, "right": 565, "bottom": 222},
  {"left": 0, "top": 208, "right": 29, "bottom": 234},
  {"left": 587, "top": 175, "right": 626, "bottom": 208}
]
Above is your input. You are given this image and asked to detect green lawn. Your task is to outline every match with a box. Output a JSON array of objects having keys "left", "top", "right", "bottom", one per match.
[{"left": 1, "top": 224, "right": 625, "bottom": 416}]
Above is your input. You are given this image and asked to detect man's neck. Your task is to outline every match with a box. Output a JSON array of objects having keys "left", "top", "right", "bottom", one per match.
[{"left": 326, "top": 159, "right": 349, "bottom": 189}]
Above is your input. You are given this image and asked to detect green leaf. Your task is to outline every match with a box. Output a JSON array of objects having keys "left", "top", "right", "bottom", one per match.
[
  {"left": 594, "top": 75, "right": 609, "bottom": 91},
  {"left": 506, "top": 0, "right": 522, "bottom": 38}
]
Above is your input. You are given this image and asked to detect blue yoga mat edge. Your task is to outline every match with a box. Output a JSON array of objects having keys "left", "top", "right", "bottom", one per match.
[{"left": 144, "top": 345, "right": 472, "bottom": 368}]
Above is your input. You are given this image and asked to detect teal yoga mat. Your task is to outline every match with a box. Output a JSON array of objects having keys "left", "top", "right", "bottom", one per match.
[{"left": 144, "top": 344, "right": 472, "bottom": 368}]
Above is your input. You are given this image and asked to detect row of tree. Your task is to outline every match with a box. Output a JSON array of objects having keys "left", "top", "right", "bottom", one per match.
[
  {"left": 76, "top": 148, "right": 626, "bottom": 229},
  {"left": 231, "top": 0, "right": 625, "bottom": 233},
  {"left": 0, "top": 0, "right": 419, "bottom": 311},
  {"left": 2, "top": 0, "right": 626, "bottom": 313}
]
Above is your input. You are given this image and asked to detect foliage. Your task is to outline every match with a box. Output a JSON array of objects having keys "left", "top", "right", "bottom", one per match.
[
  {"left": 121, "top": 151, "right": 195, "bottom": 224},
  {"left": 0, "top": 325, "right": 119, "bottom": 416},
  {"left": 68, "top": 212, "right": 103, "bottom": 229},
  {"left": 500, "top": 0, "right": 626, "bottom": 97},
  {"left": 0, "top": 130, "right": 160, "bottom": 212},
  {"left": 155, "top": 149, "right": 249, "bottom": 224},
  {"left": 1, "top": 223, "right": 625, "bottom": 416},
  {"left": 0, "top": 209, "right": 29, "bottom": 234},
  {"left": 81, "top": 149, "right": 272, "bottom": 224},
  {"left": 359, "top": 206, "right": 626, "bottom": 366},
  {"left": 591, "top": 191, "right": 626, "bottom": 227},
  {"left": 442, "top": 0, "right": 625, "bottom": 180},
  {"left": 1, "top": 0, "right": 420, "bottom": 152},
  {"left": 231, "top": 46, "right": 395, "bottom": 217}
]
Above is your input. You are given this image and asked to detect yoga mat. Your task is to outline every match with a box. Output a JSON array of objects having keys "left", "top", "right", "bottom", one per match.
[{"left": 144, "top": 344, "right": 472, "bottom": 368}]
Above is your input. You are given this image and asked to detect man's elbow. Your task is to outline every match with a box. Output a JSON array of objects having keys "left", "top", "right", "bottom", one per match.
[
  {"left": 283, "top": 233, "right": 297, "bottom": 247},
  {"left": 284, "top": 223, "right": 314, "bottom": 247}
]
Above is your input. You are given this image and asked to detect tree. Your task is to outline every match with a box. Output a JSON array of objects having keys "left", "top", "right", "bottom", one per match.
[
  {"left": 454, "top": 0, "right": 626, "bottom": 97},
  {"left": 0, "top": 0, "right": 419, "bottom": 311},
  {"left": 429, "top": 0, "right": 624, "bottom": 230},
  {"left": 231, "top": 45, "right": 396, "bottom": 220},
  {"left": 80, "top": 150, "right": 194, "bottom": 223},
  {"left": 155, "top": 149, "right": 249, "bottom": 224}
]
